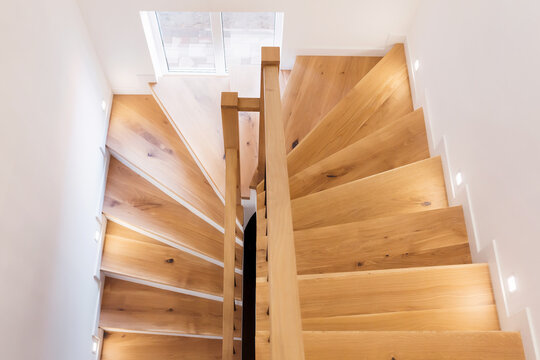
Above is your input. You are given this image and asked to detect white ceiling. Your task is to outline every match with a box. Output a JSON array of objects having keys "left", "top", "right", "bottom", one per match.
[{"left": 76, "top": 0, "right": 421, "bottom": 93}]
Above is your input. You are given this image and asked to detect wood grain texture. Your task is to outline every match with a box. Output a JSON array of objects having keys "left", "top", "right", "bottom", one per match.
[
  {"left": 282, "top": 56, "right": 381, "bottom": 153},
  {"left": 100, "top": 278, "right": 242, "bottom": 337},
  {"left": 262, "top": 56, "right": 305, "bottom": 359},
  {"left": 107, "top": 95, "right": 225, "bottom": 227},
  {"left": 151, "top": 77, "right": 229, "bottom": 198},
  {"left": 256, "top": 331, "right": 525, "bottom": 360},
  {"left": 289, "top": 108, "right": 429, "bottom": 199},
  {"left": 294, "top": 206, "right": 470, "bottom": 275},
  {"left": 286, "top": 44, "right": 412, "bottom": 176},
  {"left": 101, "top": 221, "right": 242, "bottom": 299},
  {"left": 292, "top": 157, "right": 448, "bottom": 230},
  {"left": 222, "top": 148, "right": 239, "bottom": 360},
  {"left": 300, "top": 305, "right": 500, "bottom": 331},
  {"left": 257, "top": 264, "right": 494, "bottom": 323},
  {"left": 103, "top": 157, "right": 242, "bottom": 268},
  {"left": 102, "top": 332, "right": 241, "bottom": 360}
]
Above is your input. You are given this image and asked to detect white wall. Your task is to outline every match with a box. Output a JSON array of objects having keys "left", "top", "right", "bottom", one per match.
[
  {"left": 407, "top": 1, "right": 540, "bottom": 358},
  {"left": 76, "top": 0, "right": 420, "bottom": 93},
  {"left": 0, "top": 0, "right": 111, "bottom": 359}
]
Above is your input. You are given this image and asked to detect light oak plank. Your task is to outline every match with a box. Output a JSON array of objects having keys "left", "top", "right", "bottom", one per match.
[
  {"left": 256, "top": 331, "right": 525, "bottom": 360},
  {"left": 287, "top": 44, "right": 411, "bottom": 176},
  {"left": 301, "top": 305, "right": 500, "bottom": 331},
  {"left": 101, "top": 221, "right": 242, "bottom": 300},
  {"left": 100, "top": 278, "right": 242, "bottom": 337},
  {"left": 291, "top": 157, "right": 448, "bottom": 230},
  {"left": 107, "top": 95, "right": 225, "bottom": 228},
  {"left": 103, "top": 157, "right": 243, "bottom": 268},
  {"left": 257, "top": 264, "right": 494, "bottom": 323},
  {"left": 294, "top": 206, "right": 470, "bottom": 274},
  {"left": 102, "top": 332, "right": 241, "bottom": 360},
  {"left": 282, "top": 56, "right": 381, "bottom": 153},
  {"left": 289, "top": 108, "right": 429, "bottom": 199}
]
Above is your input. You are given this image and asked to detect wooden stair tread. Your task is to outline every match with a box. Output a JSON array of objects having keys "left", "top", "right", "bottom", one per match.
[
  {"left": 101, "top": 221, "right": 242, "bottom": 299},
  {"left": 282, "top": 56, "right": 381, "bottom": 153},
  {"left": 286, "top": 44, "right": 413, "bottom": 177},
  {"left": 291, "top": 156, "right": 448, "bottom": 230},
  {"left": 107, "top": 95, "right": 226, "bottom": 228},
  {"left": 100, "top": 278, "right": 242, "bottom": 337},
  {"left": 104, "top": 157, "right": 242, "bottom": 268},
  {"left": 255, "top": 331, "right": 525, "bottom": 360},
  {"left": 102, "top": 332, "right": 241, "bottom": 360},
  {"left": 257, "top": 207, "right": 471, "bottom": 277},
  {"left": 256, "top": 264, "right": 495, "bottom": 330},
  {"left": 301, "top": 305, "right": 500, "bottom": 331},
  {"left": 289, "top": 108, "right": 429, "bottom": 199}
]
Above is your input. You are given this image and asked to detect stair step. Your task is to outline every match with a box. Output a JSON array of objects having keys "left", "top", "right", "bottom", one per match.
[
  {"left": 102, "top": 332, "right": 241, "bottom": 360},
  {"left": 101, "top": 221, "right": 242, "bottom": 300},
  {"left": 255, "top": 331, "right": 525, "bottom": 359},
  {"left": 291, "top": 157, "right": 448, "bottom": 230},
  {"left": 301, "top": 305, "right": 499, "bottom": 331},
  {"left": 256, "top": 264, "right": 495, "bottom": 331},
  {"left": 289, "top": 108, "right": 429, "bottom": 199},
  {"left": 282, "top": 56, "right": 381, "bottom": 153},
  {"left": 100, "top": 277, "right": 242, "bottom": 337},
  {"left": 107, "top": 95, "right": 226, "bottom": 228},
  {"left": 287, "top": 44, "right": 413, "bottom": 176},
  {"left": 104, "top": 157, "right": 243, "bottom": 268},
  {"left": 256, "top": 207, "right": 470, "bottom": 277}
]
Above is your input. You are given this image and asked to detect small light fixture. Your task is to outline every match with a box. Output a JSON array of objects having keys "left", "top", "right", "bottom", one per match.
[
  {"left": 455, "top": 172, "right": 463, "bottom": 186},
  {"left": 507, "top": 275, "right": 517, "bottom": 293},
  {"left": 414, "top": 59, "right": 420, "bottom": 72},
  {"left": 101, "top": 100, "right": 107, "bottom": 112},
  {"left": 92, "top": 336, "right": 100, "bottom": 353},
  {"left": 94, "top": 229, "right": 101, "bottom": 242}
]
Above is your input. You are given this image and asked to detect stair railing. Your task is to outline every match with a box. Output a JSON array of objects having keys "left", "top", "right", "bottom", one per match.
[
  {"left": 221, "top": 92, "right": 242, "bottom": 360},
  {"left": 222, "top": 47, "right": 305, "bottom": 359},
  {"left": 259, "top": 47, "right": 306, "bottom": 360}
]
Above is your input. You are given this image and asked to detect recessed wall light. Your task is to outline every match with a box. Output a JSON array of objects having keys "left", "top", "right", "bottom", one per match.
[
  {"left": 94, "top": 229, "right": 101, "bottom": 243},
  {"left": 507, "top": 275, "right": 517, "bottom": 293},
  {"left": 101, "top": 100, "right": 107, "bottom": 112},
  {"left": 414, "top": 59, "right": 420, "bottom": 71},
  {"left": 92, "top": 337, "right": 99, "bottom": 353},
  {"left": 455, "top": 172, "right": 463, "bottom": 186}
]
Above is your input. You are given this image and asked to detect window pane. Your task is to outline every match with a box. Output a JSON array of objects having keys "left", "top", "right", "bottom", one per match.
[
  {"left": 222, "top": 12, "right": 276, "bottom": 70},
  {"left": 156, "top": 12, "right": 216, "bottom": 72}
]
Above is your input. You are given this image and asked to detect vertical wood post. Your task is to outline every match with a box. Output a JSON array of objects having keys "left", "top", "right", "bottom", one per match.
[
  {"left": 221, "top": 92, "right": 241, "bottom": 360},
  {"left": 262, "top": 47, "right": 306, "bottom": 360}
]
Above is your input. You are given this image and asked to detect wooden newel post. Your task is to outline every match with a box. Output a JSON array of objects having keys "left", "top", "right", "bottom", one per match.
[
  {"left": 221, "top": 92, "right": 241, "bottom": 360},
  {"left": 261, "top": 47, "right": 306, "bottom": 360}
]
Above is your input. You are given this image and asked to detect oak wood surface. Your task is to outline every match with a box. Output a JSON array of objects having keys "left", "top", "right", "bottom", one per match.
[
  {"left": 255, "top": 330, "right": 525, "bottom": 360},
  {"left": 262, "top": 49, "right": 305, "bottom": 359},
  {"left": 291, "top": 157, "right": 448, "bottom": 230},
  {"left": 103, "top": 157, "right": 243, "bottom": 268},
  {"left": 289, "top": 108, "right": 429, "bottom": 199},
  {"left": 101, "top": 221, "right": 241, "bottom": 299},
  {"left": 293, "top": 206, "right": 470, "bottom": 274},
  {"left": 282, "top": 56, "right": 381, "bottom": 153},
  {"left": 102, "top": 332, "right": 241, "bottom": 360},
  {"left": 100, "top": 278, "right": 242, "bottom": 337},
  {"left": 257, "top": 264, "right": 494, "bottom": 322},
  {"left": 107, "top": 95, "right": 225, "bottom": 227},
  {"left": 286, "top": 44, "right": 412, "bottom": 176}
]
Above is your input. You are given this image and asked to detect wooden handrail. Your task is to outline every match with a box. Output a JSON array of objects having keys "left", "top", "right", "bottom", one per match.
[
  {"left": 221, "top": 92, "right": 241, "bottom": 360},
  {"left": 262, "top": 47, "right": 306, "bottom": 359}
]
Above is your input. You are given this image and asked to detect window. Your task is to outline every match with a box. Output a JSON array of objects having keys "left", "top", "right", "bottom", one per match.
[{"left": 142, "top": 11, "right": 284, "bottom": 75}]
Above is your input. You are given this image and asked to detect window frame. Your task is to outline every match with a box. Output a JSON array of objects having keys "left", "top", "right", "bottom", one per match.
[{"left": 141, "top": 11, "right": 284, "bottom": 77}]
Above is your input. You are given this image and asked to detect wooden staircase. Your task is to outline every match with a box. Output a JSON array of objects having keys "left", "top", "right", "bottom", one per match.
[{"left": 95, "top": 44, "right": 526, "bottom": 359}]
